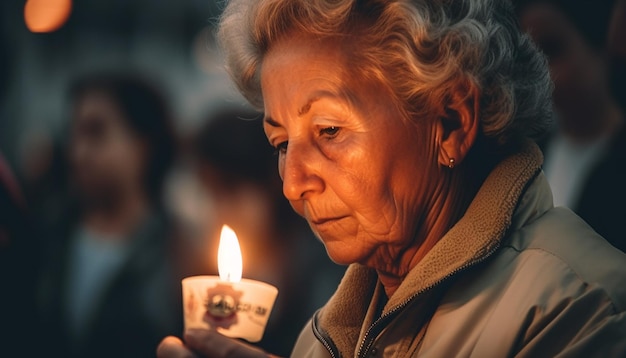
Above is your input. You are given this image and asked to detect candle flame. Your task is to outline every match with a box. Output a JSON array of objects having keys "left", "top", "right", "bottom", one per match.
[{"left": 218, "top": 225, "right": 242, "bottom": 282}]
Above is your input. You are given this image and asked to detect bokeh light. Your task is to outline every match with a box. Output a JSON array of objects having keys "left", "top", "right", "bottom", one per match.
[{"left": 24, "top": 0, "right": 72, "bottom": 33}]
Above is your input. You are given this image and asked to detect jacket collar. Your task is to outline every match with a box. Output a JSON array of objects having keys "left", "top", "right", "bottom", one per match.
[{"left": 316, "top": 141, "right": 545, "bottom": 356}]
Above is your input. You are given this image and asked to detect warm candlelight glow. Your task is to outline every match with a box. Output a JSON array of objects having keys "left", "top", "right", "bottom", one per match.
[
  {"left": 183, "top": 224, "right": 277, "bottom": 341},
  {"left": 218, "top": 225, "right": 243, "bottom": 282}
]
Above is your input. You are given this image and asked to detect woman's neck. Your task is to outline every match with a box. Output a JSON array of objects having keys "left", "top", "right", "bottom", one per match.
[{"left": 376, "top": 152, "right": 493, "bottom": 298}]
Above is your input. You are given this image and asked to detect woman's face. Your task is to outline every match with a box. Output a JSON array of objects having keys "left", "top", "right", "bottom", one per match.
[{"left": 261, "top": 35, "right": 440, "bottom": 266}]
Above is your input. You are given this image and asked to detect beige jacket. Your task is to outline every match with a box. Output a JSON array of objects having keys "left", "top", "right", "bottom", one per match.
[{"left": 291, "top": 142, "right": 626, "bottom": 357}]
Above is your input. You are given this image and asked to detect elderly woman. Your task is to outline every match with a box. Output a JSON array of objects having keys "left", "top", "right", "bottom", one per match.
[{"left": 159, "top": 0, "right": 626, "bottom": 357}]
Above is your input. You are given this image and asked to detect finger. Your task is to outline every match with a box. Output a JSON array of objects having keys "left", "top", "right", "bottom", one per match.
[
  {"left": 157, "top": 336, "right": 198, "bottom": 358},
  {"left": 185, "top": 329, "right": 269, "bottom": 358}
]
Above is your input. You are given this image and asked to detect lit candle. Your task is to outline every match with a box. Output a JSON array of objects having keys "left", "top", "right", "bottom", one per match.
[{"left": 182, "top": 225, "right": 279, "bottom": 342}]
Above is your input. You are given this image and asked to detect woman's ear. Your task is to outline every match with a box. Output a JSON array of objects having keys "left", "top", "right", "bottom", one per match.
[{"left": 436, "top": 81, "right": 480, "bottom": 168}]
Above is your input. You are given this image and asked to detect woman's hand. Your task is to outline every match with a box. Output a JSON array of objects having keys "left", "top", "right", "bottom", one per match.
[{"left": 157, "top": 329, "right": 276, "bottom": 358}]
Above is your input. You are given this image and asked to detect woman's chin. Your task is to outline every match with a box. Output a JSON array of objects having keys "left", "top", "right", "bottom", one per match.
[
  {"left": 321, "top": 241, "right": 368, "bottom": 266},
  {"left": 311, "top": 225, "right": 373, "bottom": 265}
]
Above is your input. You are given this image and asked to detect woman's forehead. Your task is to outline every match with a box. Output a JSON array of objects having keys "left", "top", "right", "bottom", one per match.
[{"left": 261, "top": 39, "right": 357, "bottom": 97}]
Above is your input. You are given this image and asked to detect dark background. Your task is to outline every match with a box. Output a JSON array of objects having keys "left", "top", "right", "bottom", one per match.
[{"left": 1, "top": 0, "right": 243, "bottom": 167}]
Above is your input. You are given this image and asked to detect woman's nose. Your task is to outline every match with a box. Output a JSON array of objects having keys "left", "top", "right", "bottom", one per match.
[{"left": 280, "top": 142, "right": 325, "bottom": 201}]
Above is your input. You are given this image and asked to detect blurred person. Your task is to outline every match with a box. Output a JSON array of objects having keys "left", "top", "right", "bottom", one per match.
[
  {"left": 38, "top": 72, "right": 182, "bottom": 358},
  {"left": 189, "top": 107, "right": 344, "bottom": 357},
  {"left": 518, "top": 0, "right": 626, "bottom": 251}
]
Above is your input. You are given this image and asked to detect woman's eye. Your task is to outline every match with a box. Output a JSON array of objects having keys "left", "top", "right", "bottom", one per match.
[
  {"left": 320, "top": 126, "right": 340, "bottom": 137},
  {"left": 274, "top": 141, "right": 288, "bottom": 155}
]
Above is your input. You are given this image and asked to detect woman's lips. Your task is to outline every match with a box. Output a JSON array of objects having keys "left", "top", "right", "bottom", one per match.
[{"left": 310, "top": 216, "right": 348, "bottom": 227}]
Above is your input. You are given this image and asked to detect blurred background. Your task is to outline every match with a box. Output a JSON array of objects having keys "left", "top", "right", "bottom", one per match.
[
  {"left": 0, "top": 0, "right": 624, "bottom": 357},
  {"left": 0, "top": 1, "right": 344, "bottom": 357},
  {"left": 1, "top": 0, "right": 240, "bottom": 159}
]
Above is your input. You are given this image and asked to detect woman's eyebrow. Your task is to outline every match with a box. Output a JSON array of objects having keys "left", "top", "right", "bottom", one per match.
[
  {"left": 264, "top": 87, "right": 356, "bottom": 127},
  {"left": 300, "top": 88, "right": 357, "bottom": 115}
]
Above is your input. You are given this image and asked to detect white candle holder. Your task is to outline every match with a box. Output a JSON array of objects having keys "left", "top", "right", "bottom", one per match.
[{"left": 182, "top": 275, "right": 278, "bottom": 342}]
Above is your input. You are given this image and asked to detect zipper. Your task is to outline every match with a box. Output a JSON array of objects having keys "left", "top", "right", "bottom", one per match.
[
  {"left": 355, "top": 243, "right": 502, "bottom": 357},
  {"left": 312, "top": 310, "right": 340, "bottom": 358}
]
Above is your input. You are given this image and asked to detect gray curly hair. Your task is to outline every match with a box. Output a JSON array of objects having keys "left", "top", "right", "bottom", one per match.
[{"left": 218, "top": 0, "right": 553, "bottom": 148}]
